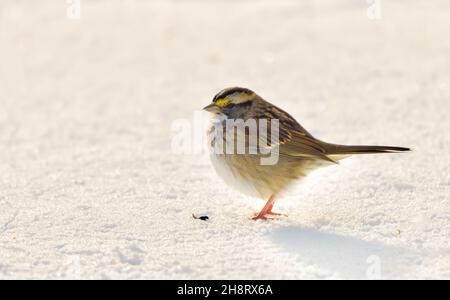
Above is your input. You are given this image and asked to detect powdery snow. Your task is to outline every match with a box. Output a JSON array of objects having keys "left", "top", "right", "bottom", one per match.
[{"left": 0, "top": 0, "right": 449, "bottom": 279}]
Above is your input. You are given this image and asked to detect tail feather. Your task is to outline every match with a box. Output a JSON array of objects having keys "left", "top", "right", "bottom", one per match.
[{"left": 325, "top": 144, "right": 411, "bottom": 155}]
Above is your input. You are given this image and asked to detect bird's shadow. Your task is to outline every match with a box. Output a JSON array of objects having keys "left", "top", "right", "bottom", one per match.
[{"left": 270, "top": 225, "right": 417, "bottom": 279}]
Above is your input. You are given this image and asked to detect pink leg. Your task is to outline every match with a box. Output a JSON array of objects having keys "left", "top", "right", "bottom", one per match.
[{"left": 252, "top": 194, "right": 286, "bottom": 220}]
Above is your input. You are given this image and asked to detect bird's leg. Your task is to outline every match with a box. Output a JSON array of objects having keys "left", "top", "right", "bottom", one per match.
[{"left": 252, "top": 194, "right": 286, "bottom": 220}]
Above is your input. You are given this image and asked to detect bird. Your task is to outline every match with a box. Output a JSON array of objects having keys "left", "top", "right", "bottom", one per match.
[{"left": 203, "top": 87, "right": 410, "bottom": 220}]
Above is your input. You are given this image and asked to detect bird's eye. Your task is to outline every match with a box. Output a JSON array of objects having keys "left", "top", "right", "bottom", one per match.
[{"left": 227, "top": 103, "right": 236, "bottom": 108}]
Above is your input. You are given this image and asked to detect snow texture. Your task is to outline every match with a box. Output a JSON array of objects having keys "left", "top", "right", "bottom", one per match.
[{"left": 0, "top": 0, "right": 449, "bottom": 279}]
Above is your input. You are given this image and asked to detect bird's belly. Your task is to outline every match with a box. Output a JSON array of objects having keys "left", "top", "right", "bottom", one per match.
[
  {"left": 210, "top": 154, "right": 270, "bottom": 198},
  {"left": 210, "top": 153, "right": 327, "bottom": 199}
]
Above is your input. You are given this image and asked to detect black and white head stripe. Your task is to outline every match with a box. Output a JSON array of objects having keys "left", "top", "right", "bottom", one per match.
[{"left": 213, "top": 87, "right": 255, "bottom": 102}]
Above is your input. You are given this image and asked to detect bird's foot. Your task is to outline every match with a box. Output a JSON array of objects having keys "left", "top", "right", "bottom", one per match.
[
  {"left": 251, "top": 213, "right": 268, "bottom": 220},
  {"left": 251, "top": 194, "right": 287, "bottom": 221},
  {"left": 266, "top": 211, "right": 288, "bottom": 217},
  {"left": 251, "top": 211, "right": 287, "bottom": 220}
]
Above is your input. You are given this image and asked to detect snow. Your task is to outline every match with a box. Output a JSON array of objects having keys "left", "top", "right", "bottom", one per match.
[{"left": 0, "top": 0, "right": 449, "bottom": 279}]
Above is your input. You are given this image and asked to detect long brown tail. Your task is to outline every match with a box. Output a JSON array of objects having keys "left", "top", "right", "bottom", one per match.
[{"left": 324, "top": 144, "right": 411, "bottom": 155}]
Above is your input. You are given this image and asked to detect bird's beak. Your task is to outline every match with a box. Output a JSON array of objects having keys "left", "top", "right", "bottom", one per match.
[{"left": 203, "top": 103, "right": 221, "bottom": 113}]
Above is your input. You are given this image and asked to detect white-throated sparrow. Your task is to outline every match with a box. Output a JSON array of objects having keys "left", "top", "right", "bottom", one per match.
[{"left": 203, "top": 87, "right": 410, "bottom": 220}]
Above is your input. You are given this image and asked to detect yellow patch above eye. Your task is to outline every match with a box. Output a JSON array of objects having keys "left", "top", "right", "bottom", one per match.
[{"left": 214, "top": 98, "right": 230, "bottom": 107}]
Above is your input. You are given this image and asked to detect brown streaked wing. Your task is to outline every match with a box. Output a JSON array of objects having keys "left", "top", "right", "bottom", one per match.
[{"left": 250, "top": 99, "right": 337, "bottom": 164}]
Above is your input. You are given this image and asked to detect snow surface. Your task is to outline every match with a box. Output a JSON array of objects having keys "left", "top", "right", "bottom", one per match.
[{"left": 0, "top": 0, "right": 449, "bottom": 279}]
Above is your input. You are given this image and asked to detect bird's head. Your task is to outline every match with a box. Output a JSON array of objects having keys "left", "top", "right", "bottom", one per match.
[{"left": 203, "top": 87, "right": 258, "bottom": 118}]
